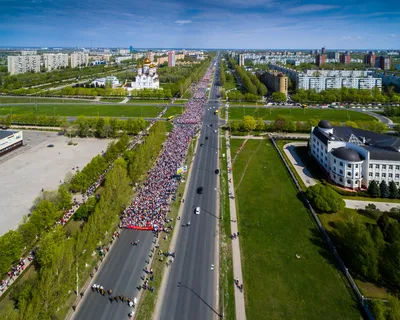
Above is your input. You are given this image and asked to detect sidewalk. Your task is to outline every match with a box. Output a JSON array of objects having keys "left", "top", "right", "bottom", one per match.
[{"left": 225, "top": 111, "right": 246, "bottom": 320}]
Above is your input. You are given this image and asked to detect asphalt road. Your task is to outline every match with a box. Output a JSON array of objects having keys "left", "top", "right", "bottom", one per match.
[
  {"left": 72, "top": 230, "right": 155, "bottom": 320},
  {"left": 157, "top": 58, "right": 220, "bottom": 320}
]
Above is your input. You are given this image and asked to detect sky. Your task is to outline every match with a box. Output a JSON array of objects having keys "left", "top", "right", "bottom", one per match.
[{"left": 1, "top": 0, "right": 399, "bottom": 49}]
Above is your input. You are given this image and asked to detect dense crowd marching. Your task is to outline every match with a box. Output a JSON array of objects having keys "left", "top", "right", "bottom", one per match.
[{"left": 121, "top": 68, "right": 213, "bottom": 231}]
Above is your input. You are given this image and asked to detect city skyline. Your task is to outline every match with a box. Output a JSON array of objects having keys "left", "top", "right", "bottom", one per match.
[{"left": 1, "top": 0, "right": 399, "bottom": 49}]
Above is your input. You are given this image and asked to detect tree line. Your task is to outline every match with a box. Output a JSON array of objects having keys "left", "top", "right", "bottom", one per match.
[
  {"left": 228, "top": 115, "right": 387, "bottom": 134},
  {"left": 292, "top": 87, "right": 400, "bottom": 104},
  {"left": 2, "top": 122, "right": 170, "bottom": 319}
]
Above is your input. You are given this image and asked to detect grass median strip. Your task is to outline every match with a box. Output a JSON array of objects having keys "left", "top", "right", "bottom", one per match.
[
  {"left": 228, "top": 107, "right": 375, "bottom": 122},
  {"left": 232, "top": 138, "right": 360, "bottom": 320},
  {"left": 0, "top": 104, "right": 162, "bottom": 117}
]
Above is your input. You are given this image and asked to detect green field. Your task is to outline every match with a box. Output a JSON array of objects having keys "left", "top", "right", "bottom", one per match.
[
  {"left": 224, "top": 78, "right": 237, "bottom": 91},
  {"left": 232, "top": 139, "right": 360, "bottom": 320},
  {"left": 0, "top": 104, "right": 162, "bottom": 118},
  {"left": 99, "top": 98, "right": 124, "bottom": 102},
  {"left": 0, "top": 97, "right": 93, "bottom": 104},
  {"left": 163, "top": 106, "right": 185, "bottom": 117},
  {"left": 228, "top": 101, "right": 263, "bottom": 106},
  {"left": 128, "top": 99, "right": 170, "bottom": 104},
  {"left": 229, "top": 107, "right": 375, "bottom": 122}
]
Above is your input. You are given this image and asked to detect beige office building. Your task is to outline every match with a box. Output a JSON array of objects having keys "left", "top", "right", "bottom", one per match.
[
  {"left": 43, "top": 53, "right": 69, "bottom": 71},
  {"left": 70, "top": 52, "right": 89, "bottom": 68},
  {"left": 259, "top": 70, "right": 288, "bottom": 96},
  {"left": 8, "top": 55, "right": 41, "bottom": 74}
]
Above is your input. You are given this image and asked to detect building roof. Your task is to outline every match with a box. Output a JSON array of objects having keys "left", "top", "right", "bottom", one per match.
[
  {"left": 143, "top": 57, "right": 151, "bottom": 64},
  {"left": 0, "top": 131, "right": 16, "bottom": 140},
  {"left": 331, "top": 147, "right": 362, "bottom": 162},
  {"left": 318, "top": 120, "right": 333, "bottom": 129}
]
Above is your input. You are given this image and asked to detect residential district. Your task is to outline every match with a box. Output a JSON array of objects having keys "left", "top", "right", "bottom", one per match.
[{"left": 1, "top": 45, "right": 400, "bottom": 320}]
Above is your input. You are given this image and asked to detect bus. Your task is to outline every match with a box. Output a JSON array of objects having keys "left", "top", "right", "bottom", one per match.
[
  {"left": 214, "top": 110, "right": 219, "bottom": 115},
  {"left": 167, "top": 116, "right": 174, "bottom": 121}
]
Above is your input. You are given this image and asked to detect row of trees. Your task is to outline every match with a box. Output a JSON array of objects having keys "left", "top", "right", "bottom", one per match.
[
  {"left": 226, "top": 91, "right": 259, "bottom": 102},
  {"left": 71, "top": 116, "right": 147, "bottom": 138},
  {"left": 0, "top": 186, "right": 72, "bottom": 276},
  {"left": 219, "top": 59, "right": 226, "bottom": 87},
  {"left": 59, "top": 86, "right": 127, "bottom": 97},
  {"left": 368, "top": 180, "right": 400, "bottom": 199},
  {"left": 69, "top": 134, "right": 130, "bottom": 192},
  {"left": 0, "top": 114, "right": 64, "bottom": 127},
  {"left": 292, "top": 88, "right": 400, "bottom": 104},
  {"left": 228, "top": 115, "right": 387, "bottom": 134},
  {"left": 3, "top": 122, "right": 171, "bottom": 318}
]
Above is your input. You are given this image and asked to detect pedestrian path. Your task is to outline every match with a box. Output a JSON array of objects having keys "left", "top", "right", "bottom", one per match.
[{"left": 225, "top": 109, "right": 246, "bottom": 320}]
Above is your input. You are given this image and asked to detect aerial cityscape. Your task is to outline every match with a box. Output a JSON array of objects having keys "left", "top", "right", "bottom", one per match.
[{"left": 0, "top": 0, "right": 400, "bottom": 320}]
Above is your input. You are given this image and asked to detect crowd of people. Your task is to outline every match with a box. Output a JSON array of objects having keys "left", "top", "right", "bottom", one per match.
[
  {"left": 0, "top": 252, "right": 34, "bottom": 293},
  {"left": 121, "top": 66, "right": 214, "bottom": 231},
  {"left": 91, "top": 283, "right": 138, "bottom": 307}
]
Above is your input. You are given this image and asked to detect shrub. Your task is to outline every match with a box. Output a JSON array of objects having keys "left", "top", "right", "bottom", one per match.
[{"left": 306, "top": 184, "right": 345, "bottom": 213}]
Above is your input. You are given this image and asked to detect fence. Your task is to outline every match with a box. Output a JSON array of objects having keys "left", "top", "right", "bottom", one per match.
[{"left": 270, "top": 136, "right": 374, "bottom": 320}]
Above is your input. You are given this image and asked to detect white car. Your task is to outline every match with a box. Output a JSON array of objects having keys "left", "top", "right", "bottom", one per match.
[{"left": 195, "top": 207, "right": 200, "bottom": 215}]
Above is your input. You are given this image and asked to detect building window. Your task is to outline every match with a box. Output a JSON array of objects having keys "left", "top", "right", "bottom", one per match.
[
  {"left": 369, "top": 164, "right": 373, "bottom": 169},
  {"left": 340, "top": 169, "right": 343, "bottom": 174},
  {"left": 356, "top": 172, "right": 359, "bottom": 177},
  {"left": 347, "top": 180, "right": 352, "bottom": 184},
  {"left": 382, "top": 173, "right": 386, "bottom": 178},
  {"left": 389, "top": 173, "right": 393, "bottom": 178},
  {"left": 340, "top": 162, "right": 343, "bottom": 166},
  {"left": 389, "top": 165, "right": 393, "bottom": 170},
  {"left": 347, "top": 172, "right": 351, "bottom": 176},
  {"left": 396, "top": 174, "right": 400, "bottom": 179},
  {"left": 355, "top": 164, "right": 359, "bottom": 169},
  {"left": 347, "top": 164, "right": 351, "bottom": 168},
  {"left": 375, "top": 173, "right": 379, "bottom": 177},
  {"left": 397, "top": 166, "right": 400, "bottom": 170},
  {"left": 333, "top": 166, "right": 336, "bottom": 172},
  {"left": 376, "top": 164, "right": 380, "bottom": 169},
  {"left": 340, "top": 178, "right": 343, "bottom": 182},
  {"left": 369, "top": 172, "right": 373, "bottom": 177},
  {"left": 325, "top": 156, "right": 327, "bottom": 161},
  {"left": 382, "top": 165, "right": 387, "bottom": 169},
  {"left": 334, "top": 159, "right": 336, "bottom": 164}
]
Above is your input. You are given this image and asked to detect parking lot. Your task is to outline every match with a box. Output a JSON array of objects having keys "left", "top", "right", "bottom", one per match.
[{"left": 0, "top": 130, "right": 111, "bottom": 236}]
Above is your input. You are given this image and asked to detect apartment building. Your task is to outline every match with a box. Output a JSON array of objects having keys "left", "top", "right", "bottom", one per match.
[
  {"left": 70, "top": 52, "right": 89, "bottom": 68},
  {"left": 21, "top": 50, "right": 37, "bottom": 56},
  {"left": 168, "top": 51, "right": 175, "bottom": 67},
  {"left": 258, "top": 70, "right": 288, "bottom": 96},
  {"left": 8, "top": 55, "right": 41, "bottom": 74},
  {"left": 43, "top": 53, "right": 69, "bottom": 71}
]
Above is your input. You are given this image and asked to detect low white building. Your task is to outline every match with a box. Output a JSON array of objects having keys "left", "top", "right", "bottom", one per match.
[
  {"left": 91, "top": 76, "right": 120, "bottom": 88},
  {"left": 310, "top": 120, "right": 400, "bottom": 189},
  {"left": 0, "top": 131, "right": 23, "bottom": 156},
  {"left": 43, "top": 53, "right": 69, "bottom": 71},
  {"left": 115, "top": 56, "right": 133, "bottom": 64},
  {"left": 126, "top": 58, "right": 159, "bottom": 91}
]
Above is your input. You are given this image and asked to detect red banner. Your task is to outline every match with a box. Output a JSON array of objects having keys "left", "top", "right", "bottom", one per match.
[{"left": 126, "top": 225, "right": 154, "bottom": 231}]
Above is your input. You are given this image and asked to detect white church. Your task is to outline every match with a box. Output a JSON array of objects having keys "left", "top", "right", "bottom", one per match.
[{"left": 125, "top": 57, "right": 160, "bottom": 91}]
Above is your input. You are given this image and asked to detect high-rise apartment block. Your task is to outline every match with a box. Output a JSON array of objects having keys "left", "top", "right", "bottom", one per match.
[
  {"left": 377, "top": 56, "right": 392, "bottom": 70},
  {"left": 238, "top": 54, "right": 245, "bottom": 66},
  {"left": 321, "top": 47, "right": 326, "bottom": 54},
  {"left": 327, "top": 51, "right": 339, "bottom": 62},
  {"left": 70, "top": 52, "right": 89, "bottom": 68},
  {"left": 168, "top": 51, "right": 175, "bottom": 67},
  {"left": 340, "top": 52, "right": 351, "bottom": 64},
  {"left": 129, "top": 46, "right": 133, "bottom": 53},
  {"left": 43, "top": 53, "right": 69, "bottom": 71},
  {"left": 119, "top": 49, "right": 130, "bottom": 55},
  {"left": 258, "top": 70, "right": 288, "bottom": 96},
  {"left": 364, "top": 51, "right": 376, "bottom": 67},
  {"left": 316, "top": 54, "right": 326, "bottom": 67},
  {"left": 8, "top": 55, "right": 41, "bottom": 75}
]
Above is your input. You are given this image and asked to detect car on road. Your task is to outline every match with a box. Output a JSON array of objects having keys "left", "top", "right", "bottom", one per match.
[
  {"left": 200, "top": 143, "right": 204, "bottom": 147},
  {"left": 195, "top": 207, "right": 200, "bottom": 215},
  {"left": 197, "top": 187, "right": 203, "bottom": 194},
  {"left": 205, "top": 136, "right": 209, "bottom": 140},
  {"left": 47, "top": 144, "right": 54, "bottom": 148},
  {"left": 215, "top": 169, "right": 219, "bottom": 174}
]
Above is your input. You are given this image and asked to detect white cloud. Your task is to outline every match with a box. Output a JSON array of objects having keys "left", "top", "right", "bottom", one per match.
[
  {"left": 286, "top": 4, "right": 339, "bottom": 14},
  {"left": 390, "top": 33, "right": 396, "bottom": 37},
  {"left": 341, "top": 36, "right": 352, "bottom": 40},
  {"left": 174, "top": 20, "right": 192, "bottom": 25}
]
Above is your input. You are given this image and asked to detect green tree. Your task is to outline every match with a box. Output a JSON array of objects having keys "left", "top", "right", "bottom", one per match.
[
  {"left": 368, "top": 180, "right": 380, "bottom": 197},
  {"left": 29, "top": 200, "right": 59, "bottom": 234},
  {"left": 381, "top": 241, "right": 400, "bottom": 288},
  {"left": 387, "top": 295, "right": 400, "bottom": 320},
  {"left": 305, "top": 184, "right": 345, "bottom": 213},
  {"left": 380, "top": 180, "right": 390, "bottom": 198},
  {"left": 96, "top": 117, "right": 105, "bottom": 137},
  {"left": 0, "top": 230, "right": 24, "bottom": 275},
  {"left": 271, "top": 92, "right": 287, "bottom": 103},
  {"left": 389, "top": 181, "right": 399, "bottom": 199},
  {"left": 242, "top": 115, "right": 256, "bottom": 132}
]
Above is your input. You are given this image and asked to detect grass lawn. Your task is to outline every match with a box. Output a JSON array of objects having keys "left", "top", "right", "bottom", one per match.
[
  {"left": 174, "top": 99, "right": 187, "bottom": 104},
  {"left": 228, "top": 101, "right": 263, "bottom": 106},
  {"left": 0, "top": 97, "right": 93, "bottom": 104},
  {"left": 224, "top": 78, "right": 237, "bottom": 91},
  {"left": 232, "top": 139, "right": 360, "bottom": 320},
  {"left": 318, "top": 208, "right": 376, "bottom": 233},
  {"left": 182, "top": 90, "right": 193, "bottom": 99},
  {"left": 163, "top": 107, "right": 185, "bottom": 117},
  {"left": 0, "top": 104, "right": 162, "bottom": 118},
  {"left": 99, "top": 97, "right": 124, "bottom": 102},
  {"left": 228, "top": 107, "right": 375, "bottom": 122},
  {"left": 128, "top": 99, "right": 169, "bottom": 104}
]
